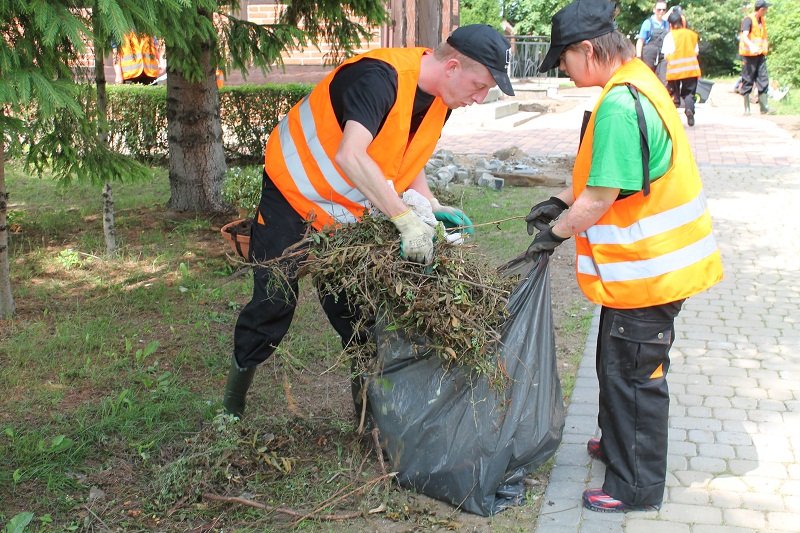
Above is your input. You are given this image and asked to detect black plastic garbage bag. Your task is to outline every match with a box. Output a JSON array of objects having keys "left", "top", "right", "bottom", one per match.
[{"left": 368, "top": 254, "right": 565, "bottom": 516}]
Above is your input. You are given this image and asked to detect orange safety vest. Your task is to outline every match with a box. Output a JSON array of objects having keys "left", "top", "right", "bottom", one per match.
[
  {"left": 665, "top": 28, "right": 701, "bottom": 81},
  {"left": 739, "top": 13, "right": 768, "bottom": 56},
  {"left": 119, "top": 33, "right": 161, "bottom": 80},
  {"left": 216, "top": 69, "right": 224, "bottom": 89},
  {"left": 572, "top": 59, "right": 723, "bottom": 309},
  {"left": 263, "top": 48, "right": 449, "bottom": 230}
]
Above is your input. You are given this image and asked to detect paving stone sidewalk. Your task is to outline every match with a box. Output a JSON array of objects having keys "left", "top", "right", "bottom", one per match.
[{"left": 438, "top": 87, "right": 800, "bottom": 532}]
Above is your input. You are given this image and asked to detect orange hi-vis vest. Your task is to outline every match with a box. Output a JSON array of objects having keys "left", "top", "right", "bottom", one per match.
[
  {"left": 263, "top": 48, "right": 449, "bottom": 230},
  {"left": 666, "top": 28, "right": 701, "bottom": 81},
  {"left": 119, "top": 33, "right": 160, "bottom": 80},
  {"left": 572, "top": 59, "right": 723, "bottom": 309},
  {"left": 739, "top": 13, "right": 768, "bottom": 56}
]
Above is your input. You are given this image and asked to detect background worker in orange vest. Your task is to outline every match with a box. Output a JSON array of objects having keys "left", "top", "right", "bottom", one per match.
[
  {"left": 520, "top": 0, "right": 722, "bottom": 513},
  {"left": 112, "top": 32, "right": 163, "bottom": 85},
  {"left": 662, "top": 8, "right": 701, "bottom": 126},
  {"left": 739, "top": 0, "right": 771, "bottom": 114},
  {"left": 223, "top": 25, "right": 515, "bottom": 421}
]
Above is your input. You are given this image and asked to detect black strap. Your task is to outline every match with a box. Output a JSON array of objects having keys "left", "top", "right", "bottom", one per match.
[{"left": 626, "top": 83, "right": 651, "bottom": 197}]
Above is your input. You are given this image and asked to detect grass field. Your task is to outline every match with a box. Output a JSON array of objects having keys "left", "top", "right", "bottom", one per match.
[{"left": 1, "top": 164, "right": 591, "bottom": 531}]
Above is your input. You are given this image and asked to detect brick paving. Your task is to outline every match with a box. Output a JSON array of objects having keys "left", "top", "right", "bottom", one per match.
[{"left": 438, "top": 84, "right": 800, "bottom": 532}]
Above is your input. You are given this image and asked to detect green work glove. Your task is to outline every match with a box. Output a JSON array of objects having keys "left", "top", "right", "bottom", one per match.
[
  {"left": 390, "top": 209, "right": 435, "bottom": 264},
  {"left": 430, "top": 198, "right": 475, "bottom": 235}
]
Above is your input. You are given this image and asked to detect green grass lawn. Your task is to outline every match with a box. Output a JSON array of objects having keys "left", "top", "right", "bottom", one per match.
[{"left": 1, "top": 165, "right": 590, "bottom": 531}]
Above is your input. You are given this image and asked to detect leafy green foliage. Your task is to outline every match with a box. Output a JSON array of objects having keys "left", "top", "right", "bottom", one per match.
[
  {"left": 460, "top": 0, "right": 503, "bottom": 29},
  {"left": 85, "top": 83, "right": 312, "bottom": 165},
  {"left": 219, "top": 84, "right": 314, "bottom": 164},
  {"left": 105, "top": 86, "right": 169, "bottom": 165},
  {"left": 674, "top": 0, "right": 743, "bottom": 76},
  {"left": 2, "top": 512, "right": 34, "bottom": 533},
  {"left": 503, "top": 0, "right": 756, "bottom": 76},
  {"left": 0, "top": 1, "right": 85, "bottom": 136},
  {"left": 505, "top": 0, "right": 570, "bottom": 36},
  {"left": 221, "top": 166, "right": 262, "bottom": 217},
  {"left": 767, "top": 0, "right": 800, "bottom": 88}
]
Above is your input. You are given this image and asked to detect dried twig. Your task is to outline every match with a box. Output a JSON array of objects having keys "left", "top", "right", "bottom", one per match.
[
  {"left": 202, "top": 492, "right": 362, "bottom": 521},
  {"left": 371, "top": 427, "right": 387, "bottom": 476},
  {"left": 83, "top": 505, "right": 112, "bottom": 532},
  {"left": 202, "top": 472, "right": 398, "bottom": 524},
  {"left": 291, "top": 472, "right": 397, "bottom": 525},
  {"left": 279, "top": 213, "right": 517, "bottom": 387}
]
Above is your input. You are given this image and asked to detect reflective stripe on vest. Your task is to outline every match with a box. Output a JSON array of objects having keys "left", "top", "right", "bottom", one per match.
[
  {"left": 739, "top": 13, "right": 768, "bottom": 56},
  {"left": 276, "top": 96, "right": 363, "bottom": 224},
  {"left": 571, "top": 58, "right": 723, "bottom": 308},
  {"left": 581, "top": 192, "right": 707, "bottom": 244},
  {"left": 666, "top": 29, "right": 701, "bottom": 81},
  {"left": 119, "top": 33, "right": 160, "bottom": 79},
  {"left": 264, "top": 48, "right": 448, "bottom": 230},
  {"left": 577, "top": 233, "right": 718, "bottom": 281}
]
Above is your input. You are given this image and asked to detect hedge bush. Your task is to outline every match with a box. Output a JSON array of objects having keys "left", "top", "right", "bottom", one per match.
[{"left": 105, "top": 83, "right": 313, "bottom": 166}]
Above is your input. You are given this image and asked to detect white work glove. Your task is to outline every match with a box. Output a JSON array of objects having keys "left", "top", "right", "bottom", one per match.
[
  {"left": 390, "top": 209, "right": 435, "bottom": 264},
  {"left": 401, "top": 190, "right": 438, "bottom": 227}
]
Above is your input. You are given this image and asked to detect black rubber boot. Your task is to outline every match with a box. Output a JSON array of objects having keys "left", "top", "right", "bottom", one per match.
[
  {"left": 223, "top": 357, "right": 256, "bottom": 419},
  {"left": 743, "top": 94, "right": 751, "bottom": 115},
  {"left": 758, "top": 93, "right": 771, "bottom": 114}
]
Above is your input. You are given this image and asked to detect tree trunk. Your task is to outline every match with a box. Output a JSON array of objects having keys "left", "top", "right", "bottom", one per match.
[
  {"left": 384, "top": 0, "right": 458, "bottom": 47},
  {"left": 0, "top": 122, "right": 15, "bottom": 318},
  {"left": 93, "top": 26, "right": 118, "bottom": 256},
  {"left": 102, "top": 183, "right": 117, "bottom": 255},
  {"left": 165, "top": 44, "right": 227, "bottom": 213}
]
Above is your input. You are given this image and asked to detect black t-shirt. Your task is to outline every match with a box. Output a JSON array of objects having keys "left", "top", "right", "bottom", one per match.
[{"left": 328, "top": 58, "right": 450, "bottom": 138}]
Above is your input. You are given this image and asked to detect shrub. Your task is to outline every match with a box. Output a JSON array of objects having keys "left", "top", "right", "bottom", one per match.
[
  {"left": 221, "top": 165, "right": 263, "bottom": 218},
  {"left": 104, "top": 83, "right": 313, "bottom": 166}
]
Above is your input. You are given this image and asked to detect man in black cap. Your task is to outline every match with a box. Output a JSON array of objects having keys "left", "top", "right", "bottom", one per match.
[
  {"left": 739, "top": 0, "right": 771, "bottom": 114},
  {"left": 223, "top": 25, "right": 514, "bottom": 422},
  {"left": 517, "top": 0, "right": 722, "bottom": 514}
]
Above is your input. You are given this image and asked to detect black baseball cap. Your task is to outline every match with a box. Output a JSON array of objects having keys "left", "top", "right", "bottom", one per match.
[
  {"left": 447, "top": 24, "right": 515, "bottom": 96},
  {"left": 755, "top": 0, "right": 770, "bottom": 9},
  {"left": 539, "top": 0, "right": 617, "bottom": 73}
]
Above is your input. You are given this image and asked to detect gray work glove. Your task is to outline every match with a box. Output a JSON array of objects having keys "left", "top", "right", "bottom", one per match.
[
  {"left": 390, "top": 209, "right": 435, "bottom": 264},
  {"left": 526, "top": 196, "right": 569, "bottom": 235}
]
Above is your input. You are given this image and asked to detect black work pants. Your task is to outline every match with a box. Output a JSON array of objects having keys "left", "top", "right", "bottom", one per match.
[
  {"left": 740, "top": 54, "right": 769, "bottom": 96},
  {"left": 596, "top": 300, "right": 684, "bottom": 507},
  {"left": 233, "top": 172, "right": 369, "bottom": 371},
  {"left": 668, "top": 77, "right": 697, "bottom": 115}
]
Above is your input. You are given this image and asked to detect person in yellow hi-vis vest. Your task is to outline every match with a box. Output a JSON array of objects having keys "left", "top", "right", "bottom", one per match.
[
  {"left": 662, "top": 8, "right": 701, "bottom": 126},
  {"left": 113, "top": 32, "right": 163, "bottom": 85},
  {"left": 739, "top": 0, "right": 771, "bottom": 114},
  {"left": 520, "top": 0, "right": 722, "bottom": 513},
  {"left": 223, "top": 25, "right": 515, "bottom": 422}
]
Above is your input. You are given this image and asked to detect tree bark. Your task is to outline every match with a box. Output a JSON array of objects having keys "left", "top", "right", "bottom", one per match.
[
  {"left": 165, "top": 44, "right": 227, "bottom": 213},
  {"left": 93, "top": 25, "right": 118, "bottom": 256},
  {"left": 0, "top": 121, "right": 15, "bottom": 318},
  {"left": 385, "top": 0, "right": 458, "bottom": 47}
]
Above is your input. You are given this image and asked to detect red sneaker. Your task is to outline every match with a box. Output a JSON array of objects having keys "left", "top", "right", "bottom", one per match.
[
  {"left": 582, "top": 488, "right": 660, "bottom": 513},
  {"left": 586, "top": 438, "right": 607, "bottom": 464}
]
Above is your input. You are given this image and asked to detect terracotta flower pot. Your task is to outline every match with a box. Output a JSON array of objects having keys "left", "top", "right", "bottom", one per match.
[{"left": 220, "top": 219, "right": 252, "bottom": 259}]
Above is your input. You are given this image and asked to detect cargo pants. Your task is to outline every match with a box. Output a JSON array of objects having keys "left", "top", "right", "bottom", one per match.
[{"left": 595, "top": 300, "right": 684, "bottom": 507}]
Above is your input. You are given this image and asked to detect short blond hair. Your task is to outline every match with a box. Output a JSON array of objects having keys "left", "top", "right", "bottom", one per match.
[{"left": 433, "top": 42, "right": 484, "bottom": 71}]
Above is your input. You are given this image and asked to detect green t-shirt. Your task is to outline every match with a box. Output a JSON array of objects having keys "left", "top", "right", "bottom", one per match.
[{"left": 588, "top": 86, "right": 673, "bottom": 195}]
